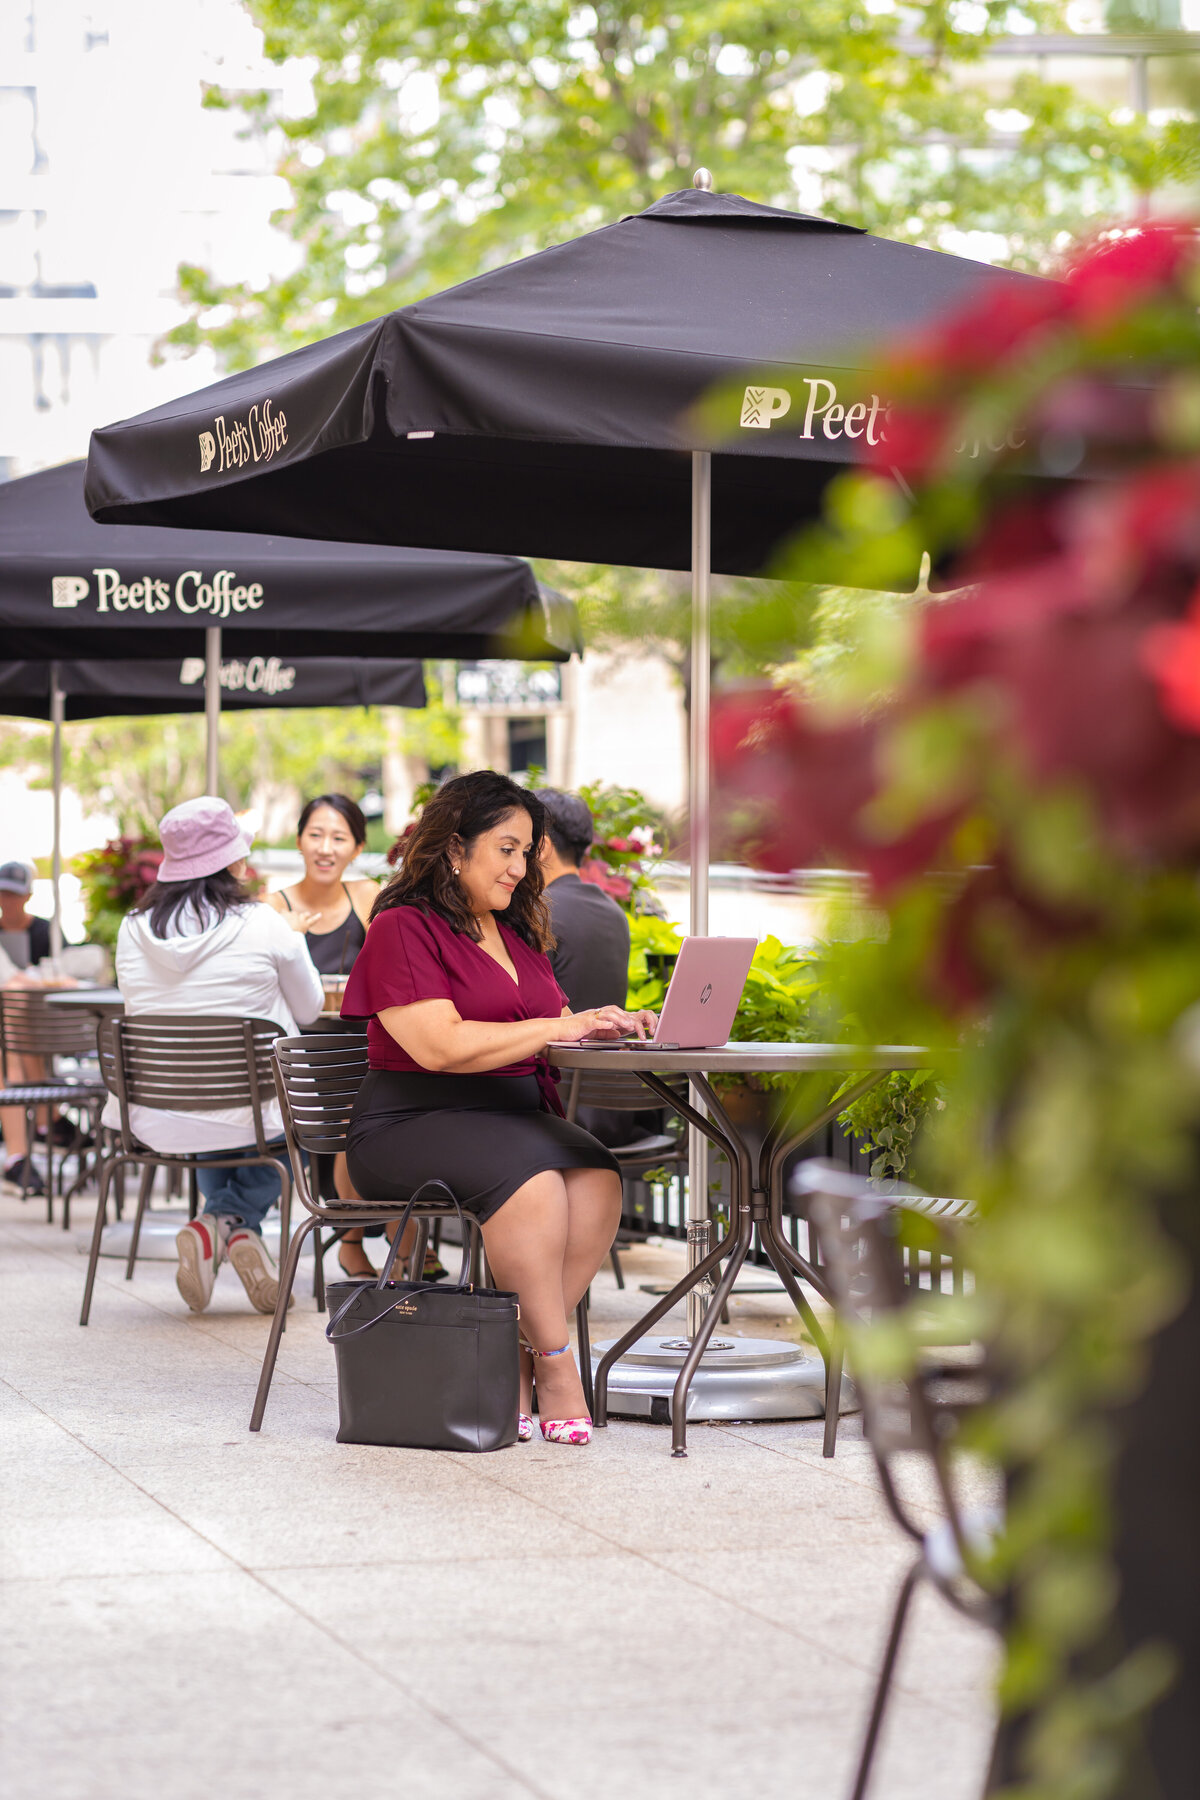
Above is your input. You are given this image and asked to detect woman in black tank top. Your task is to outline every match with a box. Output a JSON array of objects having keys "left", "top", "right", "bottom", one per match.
[{"left": 265, "top": 793, "right": 376, "bottom": 976}]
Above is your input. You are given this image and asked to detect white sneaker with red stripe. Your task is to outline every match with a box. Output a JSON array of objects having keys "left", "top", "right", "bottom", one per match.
[
  {"left": 175, "top": 1215, "right": 222, "bottom": 1312},
  {"left": 226, "top": 1227, "right": 292, "bottom": 1316}
]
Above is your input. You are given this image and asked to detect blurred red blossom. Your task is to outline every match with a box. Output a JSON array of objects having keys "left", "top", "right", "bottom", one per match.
[{"left": 713, "top": 223, "right": 1200, "bottom": 1008}]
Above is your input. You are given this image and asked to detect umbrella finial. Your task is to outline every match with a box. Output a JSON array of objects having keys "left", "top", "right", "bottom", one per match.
[{"left": 692, "top": 167, "right": 713, "bottom": 191}]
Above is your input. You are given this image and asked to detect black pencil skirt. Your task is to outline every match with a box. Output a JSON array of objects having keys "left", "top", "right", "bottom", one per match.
[{"left": 345, "top": 1071, "right": 620, "bottom": 1223}]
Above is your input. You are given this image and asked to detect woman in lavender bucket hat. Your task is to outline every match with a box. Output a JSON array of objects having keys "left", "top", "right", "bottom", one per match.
[{"left": 103, "top": 797, "right": 323, "bottom": 1315}]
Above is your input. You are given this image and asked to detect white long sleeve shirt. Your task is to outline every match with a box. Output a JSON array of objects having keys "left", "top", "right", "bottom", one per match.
[{"left": 105, "top": 902, "right": 324, "bottom": 1152}]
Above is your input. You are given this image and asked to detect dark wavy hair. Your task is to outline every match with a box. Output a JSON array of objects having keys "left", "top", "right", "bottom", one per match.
[
  {"left": 133, "top": 868, "right": 251, "bottom": 940},
  {"left": 297, "top": 792, "right": 367, "bottom": 846},
  {"left": 373, "top": 771, "right": 552, "bottom": 950}
]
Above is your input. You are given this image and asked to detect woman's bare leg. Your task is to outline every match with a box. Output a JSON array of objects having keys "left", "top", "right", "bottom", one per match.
[
  {"left": 481, "top": 1170, "right": 586, "bottom": 1422},
  {"left": 561, "top": 1167, "right": 623, "bottom": 1313},
  {"left": 333, "top": 1152, "right": 415, "bottom": 1276}
]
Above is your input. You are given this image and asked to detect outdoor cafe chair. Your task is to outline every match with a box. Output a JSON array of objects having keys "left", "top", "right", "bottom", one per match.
[
  {"left": 79, "top": 1015, "right": 291, "bottom": 1327},
  {"left": 0, "top": 986, "right": 108, "bottom": 1226},
  {"left": 561, "top": 1062, "right": 689, "bottom": 1289},
  {"left": 253, "top": 1034, "right": 598, "bottom": 1432},
  {"left": 797, "top": 1161, "right": 999, "bottom": 1800}
]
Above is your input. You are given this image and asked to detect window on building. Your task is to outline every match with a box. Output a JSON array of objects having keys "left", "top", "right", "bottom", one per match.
[{"left": 507, "top": 717, "right": 547, "bottom": 778}]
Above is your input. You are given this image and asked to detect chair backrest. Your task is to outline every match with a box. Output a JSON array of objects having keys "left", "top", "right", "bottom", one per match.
[
  {"left": 562, "top": 1065, "right": 688, "bottom": 1119},
  {"left": 99, "top": 1014, "right": 283, "bottom": 1154},
  {"left": 798, "top": 1159, "right": 984, "bottom": 1557},
  {"left": 0, "top": 987, "right": 100, "bottom": 1070},
  {"left": 272, "top": 1034, "right": 369, "bottom": 1160}
]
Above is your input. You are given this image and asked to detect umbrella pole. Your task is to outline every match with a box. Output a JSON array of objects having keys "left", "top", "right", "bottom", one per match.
[
  {"left": 205, "top": 626, "right": 221, "bottom": 794},
  {"left": 686, "top": 450, "right": 712, "bottom": 1338},
  {"left": 50, "top": 661, "right": 64, "bottom": 962}
]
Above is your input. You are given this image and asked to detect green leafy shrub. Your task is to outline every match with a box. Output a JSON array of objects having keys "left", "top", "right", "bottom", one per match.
[
  {"left": 576, "top": 779, "right": 667, "bottom": 912},
  {"left": 74, "top": 834, "right": 164, "bottom": 950}
]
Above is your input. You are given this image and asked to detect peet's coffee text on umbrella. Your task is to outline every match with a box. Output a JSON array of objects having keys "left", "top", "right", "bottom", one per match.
[
  {"left": 197, "top": 399, "right": 288, "bottom": 475},
  {"left": 51, "top": 569, "right": 265, "bottom": 620}
]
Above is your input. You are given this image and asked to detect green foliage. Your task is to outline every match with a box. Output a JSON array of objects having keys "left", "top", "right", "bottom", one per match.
[
  {"left": 838, "top": 1068, "right": 938, "bottom": 1182},
  {"left": 74, "top": 834, "right": 164, "bottom": 949},
  {"left": 168, "top": 2, "right": 1166, "bottom": 371},
  {"left": 575, "top": 777, "right": 668, "bottom": 911},
  {"left": 626, "top": 912, "right": 687, "bottom": 1011}
]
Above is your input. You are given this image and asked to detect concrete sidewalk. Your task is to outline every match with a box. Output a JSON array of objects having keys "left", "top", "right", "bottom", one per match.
[{"left": 0, "top": 1190, "right": 997, "bottom": 1800}]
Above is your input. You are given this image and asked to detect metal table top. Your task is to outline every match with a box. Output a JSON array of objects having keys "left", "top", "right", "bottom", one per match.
[
  {"left": 43, "top": 987, "right": 124, "bottom": 1013},
  {"left": 549, "top": 1040, "right": 929, "bottom": 1075}
]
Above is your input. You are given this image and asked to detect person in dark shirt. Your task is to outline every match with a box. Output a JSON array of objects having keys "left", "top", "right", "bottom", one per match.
[
  {"left": 0, "top": 862, "right": 51, "bottom": 970},
  {"left": 536, "top": 791, "right": 662, "bottom": 1151},
  {"left": 534, "top": 791, "right": 629, "bottom": 1009}
]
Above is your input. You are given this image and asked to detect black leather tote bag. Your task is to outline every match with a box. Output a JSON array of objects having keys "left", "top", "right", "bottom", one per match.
[{"left": 325, "top": 1183, "right": 519, "bottom": 1452}]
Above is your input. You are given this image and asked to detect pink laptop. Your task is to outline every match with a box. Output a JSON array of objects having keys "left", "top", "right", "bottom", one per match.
[{"left": 549, "top": 936, "right": 757, "bottom": 1052}]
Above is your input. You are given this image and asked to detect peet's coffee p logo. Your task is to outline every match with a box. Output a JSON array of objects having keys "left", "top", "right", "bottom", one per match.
[
  {"left": 52, "top": 575, "right": 89, "bottom": 608},
  {"left": 199, "top": 399, "right": 289, "bottom": 475},
  {"left": 740, "top": 387, "right": 792, "bottom": 430}
]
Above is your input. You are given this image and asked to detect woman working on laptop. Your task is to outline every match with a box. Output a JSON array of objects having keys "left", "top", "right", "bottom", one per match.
[{"left": 340, "top": 771, "right": 655, "bottom": 1447}]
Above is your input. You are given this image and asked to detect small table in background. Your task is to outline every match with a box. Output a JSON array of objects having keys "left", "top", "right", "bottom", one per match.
[{"left": 551, "top": 1040, "right": 929, "bottom": 1456}]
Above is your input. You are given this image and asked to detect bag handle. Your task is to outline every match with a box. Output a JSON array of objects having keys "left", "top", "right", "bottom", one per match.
[
  {"left": 373, "top": 1180, "right": 471, "bottom": 1292},
  {"left": 326, "top": 1179, "right": 472, "bottom": 1344}
]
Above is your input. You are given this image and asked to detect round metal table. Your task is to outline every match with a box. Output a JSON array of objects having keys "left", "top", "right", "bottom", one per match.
[{"left": 551, "top": 1040, "right": 929, "bottom": 1456}]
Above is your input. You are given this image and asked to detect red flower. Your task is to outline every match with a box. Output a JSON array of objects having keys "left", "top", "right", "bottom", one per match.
[
  {"left": 1063, "top": 222, "right": 1197, "bottom": 322},
  {"left": 1142, "top": 590, "right": 1200, "bottom": 733}
]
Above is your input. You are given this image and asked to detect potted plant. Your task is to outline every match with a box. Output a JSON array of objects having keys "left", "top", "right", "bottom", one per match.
[{"left": 711, "top": 225, "right": 1200, "bottom": 1799}]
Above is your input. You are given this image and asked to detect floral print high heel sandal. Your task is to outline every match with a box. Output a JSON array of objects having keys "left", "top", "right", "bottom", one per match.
[{"left": 527, "top": 1343, "right": 592, "bottom": 1445}]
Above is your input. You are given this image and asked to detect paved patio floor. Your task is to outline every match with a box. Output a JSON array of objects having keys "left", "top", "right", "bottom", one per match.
[{"left": 1, "top": 1186, "right": 997, "bottom": 1800}]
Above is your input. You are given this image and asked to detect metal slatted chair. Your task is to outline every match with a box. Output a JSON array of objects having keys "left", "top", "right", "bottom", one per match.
[
  {"left": 0, "top": 988, "right": 108, "bottom": 1225},
  {"left": 797, "top": 1161, "right": 998, "bottom": 1800},
  {"left": 80, "top": 1015, "right": 291, "bottom": 1326},
  {"left": 251, "top": 1034, "right": 596, "bottom": 1433},
  {"left": 561, "top": 1063, "right": 689, "bottom": 1289}
]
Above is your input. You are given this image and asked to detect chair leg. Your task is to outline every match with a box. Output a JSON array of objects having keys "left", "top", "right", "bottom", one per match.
[
  {"left": 312, "top": 1227, "right": 325, "bottom": 1307},
  {"left": 124, "top": 1163, "right": 156, "bottom": 1280},
  {"left": 250, "top": 1215, "right": 318, "bottom": 1432},
  {"left": 850, "top": 1559, "right": 925, "bottom": 1800},
  {"left": 187, "top": 1166, "right": 198, "bottom": 1220},
  {"left": 823, "top": 1334, "right": 845, "bottom": 1459},
  {"left": 410, "top": 1218, "right": 429, "bottom": 1279},
  {"left": 576, "top": 1291, "right": 594, "bottom": 1417},
  {"left": 609, "top": 1243, "right": 625, "bottom": 1289},
  {"left": 80, "top": 1156, "right": 120, "bottom": 1326}
]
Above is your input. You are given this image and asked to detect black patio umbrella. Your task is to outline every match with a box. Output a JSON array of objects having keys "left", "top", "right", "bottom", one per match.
[
  {"left": 83, "top": 182, "right": 1048, "bottom": 917},
  {"left": 4, "top": 460, "right": 577, "bottom": 951},
  {"left": 5, "top": 461, "right": 578, "bottom": 664},
  {"left": 0, "top": 654, "right": 426, "bottom": 720}
]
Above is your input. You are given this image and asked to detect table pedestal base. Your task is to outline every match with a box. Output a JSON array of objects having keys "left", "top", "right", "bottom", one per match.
[
  {"left": 593, "top": 1335, "right": 859, "bottom": 1424},
  {"left": 92, "top": 1213, "right": 311, "bottom": 1263}
]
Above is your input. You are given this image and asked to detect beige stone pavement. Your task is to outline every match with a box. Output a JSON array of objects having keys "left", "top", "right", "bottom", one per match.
[{"left": 0, "top": 1186, "right": 997, "bottom": 1800}]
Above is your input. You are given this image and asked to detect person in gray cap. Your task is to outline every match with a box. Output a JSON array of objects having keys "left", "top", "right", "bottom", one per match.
[{"left": 0, "top": 861, "right": 51, "bottom": 972}]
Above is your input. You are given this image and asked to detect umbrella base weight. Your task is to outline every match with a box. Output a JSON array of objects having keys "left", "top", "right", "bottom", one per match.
[{"left": 592, "top": 1334, "right": 858, "bottom": 1423}]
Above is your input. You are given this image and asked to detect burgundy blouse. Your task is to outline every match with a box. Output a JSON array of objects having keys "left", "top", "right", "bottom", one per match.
[{"left": 340, "top": 903, "right": 569, "bottom": 1089}]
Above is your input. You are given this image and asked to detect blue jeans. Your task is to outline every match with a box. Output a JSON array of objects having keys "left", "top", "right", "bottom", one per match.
[{"left": 196, "top": 1140, "right": 290, "bottom": 1235}]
